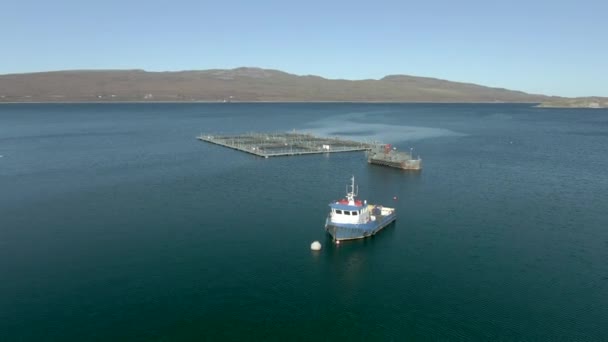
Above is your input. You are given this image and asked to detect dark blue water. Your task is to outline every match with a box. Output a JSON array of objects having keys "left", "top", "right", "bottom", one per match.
[{"left": 1, "top": 103, "right": 607, "bottom": 340}]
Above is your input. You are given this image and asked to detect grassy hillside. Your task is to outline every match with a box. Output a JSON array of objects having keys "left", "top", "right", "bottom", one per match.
[{"left": 0, "top": 67, "right": 550, "bottom": 103}]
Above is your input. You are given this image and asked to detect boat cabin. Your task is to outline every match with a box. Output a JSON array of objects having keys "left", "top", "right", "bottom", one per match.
[{"left": 329, "top": 202, "right": 370, "bottom": 225}]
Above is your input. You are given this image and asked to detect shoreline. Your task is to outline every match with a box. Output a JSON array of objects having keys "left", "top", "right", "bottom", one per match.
[
  {"left": 535, "top": 102, "right": 608, "bottom": 109},
  {"left": 0, "top": 100, "right": 540, "bottom": 105},
  {"left": 536, "top": 105, "right": 607, "bottom": 109}
]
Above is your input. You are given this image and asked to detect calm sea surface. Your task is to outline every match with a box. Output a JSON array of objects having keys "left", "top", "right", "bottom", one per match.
[{"left": 1, "top": 103, "right": 607, "bottom": 340}]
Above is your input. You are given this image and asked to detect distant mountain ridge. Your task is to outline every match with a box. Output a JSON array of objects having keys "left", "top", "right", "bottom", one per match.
[{"left": 0, "top": 67, "right": 555, "bottom": 103}]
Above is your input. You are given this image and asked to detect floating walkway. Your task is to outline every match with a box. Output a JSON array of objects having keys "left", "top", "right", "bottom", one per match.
[{"left": 197, "top": 132, "right": 373, "bottom": 158}]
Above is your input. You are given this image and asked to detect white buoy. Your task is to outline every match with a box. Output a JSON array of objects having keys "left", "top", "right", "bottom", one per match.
[
  {"left": 335, "top": 240, "right": 340, "bottom": 245},
  {"left": 310, "top": 241, "right": 322, "bottom": 251}
]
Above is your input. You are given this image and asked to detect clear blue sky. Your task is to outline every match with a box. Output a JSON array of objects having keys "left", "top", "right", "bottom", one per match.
[{"left": 2, "top": 0, "right": 606, "bottom": 97}]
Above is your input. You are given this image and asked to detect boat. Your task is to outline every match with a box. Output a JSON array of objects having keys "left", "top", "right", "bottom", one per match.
[
  {"left": 368, "top": 144, "right": 422, "bottom": 170},
  {"left": 324, "top": 176, "right": 396, "bottom": 241}
]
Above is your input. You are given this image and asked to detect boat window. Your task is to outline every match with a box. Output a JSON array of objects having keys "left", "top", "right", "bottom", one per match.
[
  {"left": 344, "top": 211, "right": 351, "bottom": 215},
  {"left": 352, "top": 211, "right": 358, "bottom": 216},
  {"left": 335, "top": 210, "right": 342, "bottom": 214}
]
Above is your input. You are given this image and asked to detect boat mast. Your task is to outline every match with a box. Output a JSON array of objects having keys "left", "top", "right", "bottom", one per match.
[{"left": 347, "top": 175, "right": 358, "bottom": 204}]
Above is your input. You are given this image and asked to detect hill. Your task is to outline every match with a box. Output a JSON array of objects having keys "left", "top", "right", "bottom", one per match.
[{"left": 0, "top": 67, "right": 551, "bottom": 103}]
